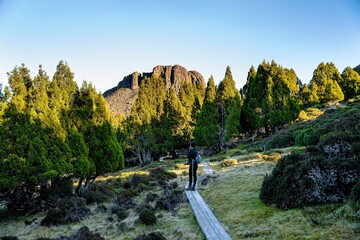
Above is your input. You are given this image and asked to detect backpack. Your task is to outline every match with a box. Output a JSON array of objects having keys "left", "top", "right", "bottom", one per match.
[{"left": 195, "top": 153, "right": 201, "bottom": 163}]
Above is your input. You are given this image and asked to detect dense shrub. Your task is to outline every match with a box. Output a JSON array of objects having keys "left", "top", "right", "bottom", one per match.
[
  {"left": 155, "top": 189, "right": 186, "bottom": 211},
  {"left": 349, "top": 179, "right": 360, "bottom": 211},
  {"left": 139, "top": 209, "right": 157, "bottom": 226},
  {"left": 83, "top": 183, "right": 115, "bottom": 204},
  {"left": 149, "top": 167, "right": 177, "bottom": 181},
  {"left": 134, "top": 232, "right": 166, "bottom": 240},
  {"left": 260, "top": 150, "right": 360, "bottom": 209},
  {"left": 130, "top": 174, "right": 154, "bottom": 189},
  {"left": 264, "top": 131, "right": 294, "bottom": 149},
  {"left": 0, "top": 236, "right": 19, "bottom": 240},
  {"left": 40, "top": 197, "right": 90, "bottom": 226},
  {"left": 294, "top": 127, "right": 326, "bottom": 146},
  {"left": 117, "top": 209, "right": 129, "bottom": 221}
]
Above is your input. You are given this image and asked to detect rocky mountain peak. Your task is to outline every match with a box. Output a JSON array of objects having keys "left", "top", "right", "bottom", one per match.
[{"left": 103, "top": 65, "right": 205, "bottom": 117}]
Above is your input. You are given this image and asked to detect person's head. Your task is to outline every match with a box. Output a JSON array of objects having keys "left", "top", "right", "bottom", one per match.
[{"left": 190, "top": 141, "right": 196, "bottom": 148}]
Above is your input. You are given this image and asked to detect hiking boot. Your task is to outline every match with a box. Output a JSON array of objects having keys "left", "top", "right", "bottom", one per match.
[
  {"left": 191, "top": 186, "right": 196, "bottom": 191},
  {"left": 185, "top": 186, "right": 192, "bottom": 191}
]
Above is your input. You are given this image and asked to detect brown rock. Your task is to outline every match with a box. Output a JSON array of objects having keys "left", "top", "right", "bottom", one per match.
[{"left": 103, "top": 65, "right": 205, "bottom": 117}]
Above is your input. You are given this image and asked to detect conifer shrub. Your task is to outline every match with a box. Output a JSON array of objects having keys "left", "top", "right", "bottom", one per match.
[
  {"left": 149, "top": 167, "right": 177, "bottom": 181},
  {"left": 130, "top": 174, "right": 154, "bottom": 189},
  {"left": 139, "top": 209, "right": 157, "bottom": 226},
  {"left": 117, "top": 209, "right": 129, "bottom": 221},
  {"left": 264, "top": 131, "right": 294, "bottom": 149},
  {"left": 134, "top": 232, "right": 166, "bottom": 240},
  {"left": 122, "top": 188, "right": 139, "bottom": 199},
  {"left": 220, "top": 159, "right": 237, "bottom": 167},
  {"left": 0, "top": 236, "right": 19, "bottom": 240},
  {"left": 83, "top": 183, "right": 115, "bottom": 204},
  {"left": 349, "top": 179, "right": 360, "bottom": 211},
  {"left": 260, "top": 148, "right": 360, "bottom": 209}
]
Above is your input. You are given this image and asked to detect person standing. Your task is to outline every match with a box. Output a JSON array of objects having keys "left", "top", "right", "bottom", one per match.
[{"left": 186, "top": 141, "right": 198, "bottom": 191}]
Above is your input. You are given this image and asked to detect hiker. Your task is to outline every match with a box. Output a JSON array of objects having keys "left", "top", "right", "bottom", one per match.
[{"left": 185, "top": 141, "right": 198, "bottom": 191}]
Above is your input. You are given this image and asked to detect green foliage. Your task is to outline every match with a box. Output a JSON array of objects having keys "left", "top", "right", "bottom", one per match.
[
  {"left": 0, "top": 61, "right": 124, "bottom": 212},
  {"left": 117, "top": 209, "right": 129, "bottom": 221},
  {"left": 194, "top": 76, "right": 220, "bottom": 147},
  {"left": 264, "top": 131, "right": 294, "bottom": 149},
  {"left": 242, "top": 60, "right": 301, "bottom": 134},
  {"left": 260, "top": 134, "right": 360, "bottom": 209},
  {"left": 216, "top": 66, "right": 242, "bottom": 149},
  {"left": 348, "top": 178, "right": 360, "bottom": 211},
  {"left": 339, "top": 66, "right": 360, "bottom": 100},
  {"left": 149, "top": 167, "right": 177, "bottom": 181},
  {"left": 139, "top": 209, "right": 157, "bottom": 226},
  {"left": 307, "top": 62, "right": 344, "bottom": 104}
]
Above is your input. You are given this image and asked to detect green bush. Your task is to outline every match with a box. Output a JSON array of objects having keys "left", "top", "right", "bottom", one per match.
[
  {"left": 264, "top": 131, "right": 294, "bottom": 149},
  {"left": 149, "top": 167, "right": 177, "bottom": 181},
  {"left": 117, "top": 209, "right": 129, "bottom": 221},
  {"left": 260, "top": 150, "right": 360, "bottom": 209},
  {"left": 139, "top": 209, "right": 157, "bottom": 226},
  {"left": 349, "top": 179, "right": 360, "bottom": 211},
  {"left": 221, "top": 159, "right": 237, "bottom": 167}
]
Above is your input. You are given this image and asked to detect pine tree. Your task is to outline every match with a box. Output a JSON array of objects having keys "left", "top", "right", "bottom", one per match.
[{"left": 194, "top": 76, "right": 220, "bottom": 147}]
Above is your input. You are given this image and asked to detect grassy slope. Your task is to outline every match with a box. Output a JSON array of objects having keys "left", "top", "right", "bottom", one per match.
[
  {"left": 0, "top": 161, "right": 204, "bottom": 240},
  {"left": 201, "top": 148, "right": 360, "bottom": 240}
]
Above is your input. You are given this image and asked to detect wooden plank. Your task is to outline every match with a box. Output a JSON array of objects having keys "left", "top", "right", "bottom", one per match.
[{"left": 185, "top": 161, "right": 232, "bottom": 240}]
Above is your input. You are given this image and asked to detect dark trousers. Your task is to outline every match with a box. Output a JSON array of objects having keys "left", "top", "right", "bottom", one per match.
[{"left": 189, "top": 161, "right": 198, "bottom": 187}]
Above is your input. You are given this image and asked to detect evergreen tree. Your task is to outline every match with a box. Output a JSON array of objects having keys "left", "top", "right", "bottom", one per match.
[
  {"left": 30, "top": 65, "right": 52, "bottom": 125},
  {"left": 161, "top": 86, "right": 186, "bottom": 156},
  {"left": 7, "top": 64, "right": 30, "bottom": 113},
  {"left": 339, "top": 67, "right": 360, "bottom": 100},
  {"left": 194, "top": 76, "right": 220, "bottom": 147},
  {"left": 242, "top": 60, "right": 300, "bottom": 134},
  {"left": 308, "top": 62, "right": 344, "bottom": 103},
  {"left": 216, "top": 66, "right": 242, "bottom": 149},
  {"left": 127, "top": 77, "right": 165, "bottom": 164},
  {"left": 47, "top": 61, "right": 78, "bottom": 139},
  {"left": 178, "top": 81, "right": 196, "bottom": 144}
]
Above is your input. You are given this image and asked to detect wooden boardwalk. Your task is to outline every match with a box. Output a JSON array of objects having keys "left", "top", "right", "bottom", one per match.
[{"left": 185, "top": 162, "right": 232, "bottom": 240}]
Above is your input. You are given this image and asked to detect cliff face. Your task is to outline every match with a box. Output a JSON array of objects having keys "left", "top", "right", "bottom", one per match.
[{"left": 104, "top": 65, "right": 205, "bottom": 117}]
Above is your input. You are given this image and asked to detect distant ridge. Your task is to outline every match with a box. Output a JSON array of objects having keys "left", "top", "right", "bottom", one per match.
[{"left": 104, "top": 65, "right": 205, "bottom": 117}]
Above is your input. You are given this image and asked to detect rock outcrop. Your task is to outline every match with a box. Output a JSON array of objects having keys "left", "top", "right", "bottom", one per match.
[
  {"left": 354, "top": 64, "right": 360, "bottom": 75},
  {"left": 103, "top": 65, "right": 205, "bottom": 117}
]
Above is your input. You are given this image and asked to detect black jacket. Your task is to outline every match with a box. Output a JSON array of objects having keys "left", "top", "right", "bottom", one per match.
[{"left": 187, "top": 148, "right": 198, "bottom": 165}]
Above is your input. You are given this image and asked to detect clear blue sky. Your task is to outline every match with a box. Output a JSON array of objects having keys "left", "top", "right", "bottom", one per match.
[{"left": 0, "top": 0, "right": 359, "bottom": 92}]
